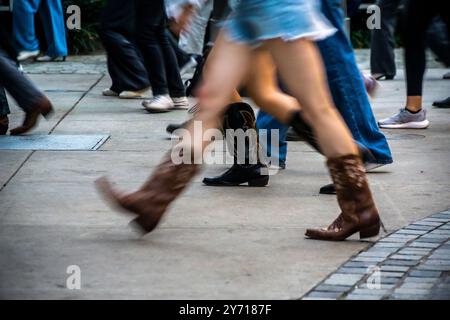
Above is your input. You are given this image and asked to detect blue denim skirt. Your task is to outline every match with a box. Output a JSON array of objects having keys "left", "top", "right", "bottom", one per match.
[{"left": 224, "top": 0, "right": 336, "bottom": 45}]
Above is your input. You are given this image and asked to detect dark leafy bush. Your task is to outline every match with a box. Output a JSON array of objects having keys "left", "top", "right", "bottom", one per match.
[
  {"left": 351, "top": 29, "right": 371, "bottom": 49},
  {"left": 62, "top": 0, "right": 106, "bottom": 54}
]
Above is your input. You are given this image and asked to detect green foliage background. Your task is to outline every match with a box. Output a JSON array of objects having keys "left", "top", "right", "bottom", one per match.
[
  {"left": 61, "top": 1, "right": 397, "bottom": 54},
  {"left": 62, "top": 0, "right": 106, "bottom": 54}
]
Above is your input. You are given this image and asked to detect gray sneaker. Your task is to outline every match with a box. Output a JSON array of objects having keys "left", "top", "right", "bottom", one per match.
[{"left": 378, "top": 108, "right": 430, "bottom": 129}]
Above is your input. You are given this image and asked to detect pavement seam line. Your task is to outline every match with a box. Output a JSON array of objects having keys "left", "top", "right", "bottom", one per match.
[
  {"left": 48, "top": 73, "right": 105, "bottom": 135},
  {"left": 0, "top": 151, "right": 34, "bottom": 192},
  {"left": 0, "top": 74, "right": 104, "bottom": 193}
]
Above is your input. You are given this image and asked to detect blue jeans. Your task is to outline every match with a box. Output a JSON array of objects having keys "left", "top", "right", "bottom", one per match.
[
  {"left": 257, "top": 0, "right": 393, "bottom": 166},
  {"left": 13, "top": 0, "right": 68, "bottom": 57}
]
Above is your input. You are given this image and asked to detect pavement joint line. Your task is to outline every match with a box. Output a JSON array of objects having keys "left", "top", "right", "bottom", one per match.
[
  {"left": 0, "top": 151, "right": 34, "bottom": 192},
  {"left": 48, "top": 74, "right": 105, "bottom": 135},
  {"left": 0, "top": 74, "right": 104, "bottom": 193},
  {"left": 301, "top": 208, "right": 450, "bottom": 300}
]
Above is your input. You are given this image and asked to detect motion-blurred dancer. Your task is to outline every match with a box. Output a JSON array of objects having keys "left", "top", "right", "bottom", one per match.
[
  {"left": 99, "top": 0, "right": 150, "bottom": 99},
  {"left": 136, "top": 0, "right": 189, "bottom": 112},
  {"left": 97, "top": 0, "right": 381, "bottom": 242},
  {"left": 12, "top": 0, "right": 68, "bottom": 62},
  {"left": 0, "top": 43, "right": 54, "bottom": 135}
]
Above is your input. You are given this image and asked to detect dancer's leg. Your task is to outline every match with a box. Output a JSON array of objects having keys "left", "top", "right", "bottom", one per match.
[
  {"left": 39, "top": 0, "right": 68, "bottom": 57},
  {"left": 187, "top": 32, "right": 253, "bottom": 154},
  {"left": 246, "top": 50, "right": 300, "bottom": 123},
  {"left": 0, "top": 47, "right": 53, "bottom": 135},
  {"left": 263, "top": 39, "right": 357, "bottom": 158},
  {"left": 96, "top": 31, "right": 253, "bottom": 233},
  {"left": 263, "top": 38, "right": 379, "bottom": 240},
  {"left": 99, "top": 0, "right": 149, "bottom": 93},
  {"left": 0, "top": 86, "right": 10, "bottom": 135},
  {"left": 12, "top": 0, "right": 40, "bottom": 53}
]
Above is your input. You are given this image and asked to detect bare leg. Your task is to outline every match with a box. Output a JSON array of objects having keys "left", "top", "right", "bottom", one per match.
[
  {"left": 95, "top": 31, "right": 254, "bottom": 233},
  {"left": 406, "top": 96, "right": 422, "bottom": 112},
  {"left": 185, "top": 32, "right": 253, "bottom": 155},
  {"left": 263, "top": 38, "right": 358, "bottom": 158},
  {"left": 246, "top": 49, "right": 300, "bottom": 122}
]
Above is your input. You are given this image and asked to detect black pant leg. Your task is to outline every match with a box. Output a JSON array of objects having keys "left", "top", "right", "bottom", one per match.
[
  {"left": 135, "top": 0, "right": 185, "bottom": 97},
  {"left": 370, "top": 0, "right": 402, "bottom": 76},
  {"left": 167, "top": 30, "right": 191, "bottom": 67},
  {"left": 99, "top": 0, "right": 149, "bottom": 93},
  {"left": 403, "top": 0, "right": 436, "bottom": 96}
]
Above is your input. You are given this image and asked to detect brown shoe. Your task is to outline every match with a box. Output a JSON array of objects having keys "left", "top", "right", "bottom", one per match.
[
  {"left": 9, "top": 97, "right": 54, "bottom": 135},
  {"left": 96, "top": 152, "right": 199, "bottom": 234},
  {"left": 305, "top": 154, "right": 380, "bottom": 241},
  {"left": 0, "top": 115, "right": 8, "bottom": 135}
]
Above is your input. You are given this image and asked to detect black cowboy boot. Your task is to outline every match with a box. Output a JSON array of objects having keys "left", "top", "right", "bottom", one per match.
[{"left": 203, "top": 102, "right": 269, "bottom": 187}]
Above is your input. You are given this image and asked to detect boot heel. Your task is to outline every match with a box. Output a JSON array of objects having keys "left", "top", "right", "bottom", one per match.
[
  {"left": 43, "top": 109, "right": 54, "bottom": 119},
  {"left": 359, "top": 222, "right": 380, "bottom": 239},
  {"left": 248, "top": 176, "right": 269, "bottom": 187},
  {"left": 40, "top": 100, "right": 54, "bottom": 119}
]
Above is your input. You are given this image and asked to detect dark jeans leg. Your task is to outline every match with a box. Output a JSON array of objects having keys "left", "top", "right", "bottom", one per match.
[
  {"left": 135, "top": 0, "right": 185, "bottom": 97},
  {"left": 0, "top": 86, "right": 10, "bottom": 116},
  {"left": 0, "top": 47, "right": 45, "bottom": 112},
  {"left": 319, "top": 0, "right": 393, "bottom": 164},
  {"left": 370, "top": 0, "right": 401, "bottom": 76}
]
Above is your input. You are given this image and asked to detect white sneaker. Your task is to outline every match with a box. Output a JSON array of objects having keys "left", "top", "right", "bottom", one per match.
[
  {"left": 17, "top": 50, "right": 40, "bottom": 61},
  {"left": 172, "top": 96, "right": 190, "bottom": 110},
  {"left": 102, "top": 88, "right": 119, "bottom": 97},
  {"left": 142, "top": 95, "right": 174, "bottom": 113},
  {"left": 119, "top": 87, "right": 150, "bottom": 99}
]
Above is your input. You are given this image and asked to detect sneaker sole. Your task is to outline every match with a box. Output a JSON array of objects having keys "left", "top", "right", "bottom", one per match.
[
  {"left": 145, "top": 108, "right": 172, "bottom": 113},
  {"left": 379, "top": 119, "right": 430, "bottom": 129},
  {"left": 120, "top": 93, "right": 148, "bottom": 99},
  {"left": 172, "top": 104, "right": 190, "bottom": 110}
]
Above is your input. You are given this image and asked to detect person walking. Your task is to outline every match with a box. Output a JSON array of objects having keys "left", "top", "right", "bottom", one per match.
[
  {"left": 0, "top": 44, "right": 54, "bottom": 135},
  {"left": 370, "top": 0, "right": 401, "bottom": 80},
  {"left": 99, "top": 0, "right": 151, "bottom": 99},
  {"left": 136, "top": 0, "right": 189, "bottom": 112},
  {"left": 12, "top": 0, "right": 68, "bottom": 62},
  {"left": 378, "top": 0, "right": 450, "bottom": 129}
]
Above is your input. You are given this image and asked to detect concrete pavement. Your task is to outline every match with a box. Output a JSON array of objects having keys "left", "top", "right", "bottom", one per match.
[{"left": 0, "top": 54, "right": 449, "bottom": 299}]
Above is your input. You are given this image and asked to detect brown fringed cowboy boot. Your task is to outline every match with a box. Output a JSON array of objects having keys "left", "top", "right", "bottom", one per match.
[
  {"left": 305, "top": 154, "right": 380, "bottom": 241},
  {"left": 95, "top": 152, "right": 199, "bottom": 234},
  {"left": 289, "top": 110, "right": 379, "bottom": 195}
]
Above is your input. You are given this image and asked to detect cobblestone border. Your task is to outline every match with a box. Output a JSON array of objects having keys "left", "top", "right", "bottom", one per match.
[{"left": 302, "top": 209, "right": 450, "bottom": 300}]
